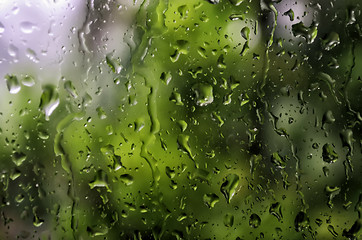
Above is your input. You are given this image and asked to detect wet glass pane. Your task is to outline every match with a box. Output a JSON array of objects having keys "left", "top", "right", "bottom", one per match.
[{"left": 1, "top": 0, "right": 362, "bottom": 239}]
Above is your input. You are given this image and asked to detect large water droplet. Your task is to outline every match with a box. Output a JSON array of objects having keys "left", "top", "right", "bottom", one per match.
[
  {"left": 223, "top": 214, "right": 234, "bottom": 227},
  {"left": 203, "top": 193, "right": 219, "bottom": 208},
  {"left": 322, "top": 144, "right": 338, "bottom": 163},
  {"left": 0, "top": 22, "right": 5, "bottom": 34},
  {"left": 294, "top": 211, "right": 309, "bottom": 232},
  {"left": 64, "top": 80, "right": 78, "bottom": 98},
  {"left": 8, "top": 44, "right": 19, "bottom": 58},
  {"left": 292, "top": 21, "right": 318, "bottom": 44},
  {"left": 5, "top": 74, "right": 21, "bottom": 94},
  {"left": 20, "top": 21, "right": 37, "bottom": 34},
  {"left": 22, "top": 75, "right": 35, "bottom": 87},
  {"left": 89, "top": 170, "right": 111, "bottom": 192},
  {"left": 321, "top": 32, "right": 340, "bottom": 51},
  {"left": 192, "top": 84, "right": 214, "bottom": 106},
  {"left": 220, "top": 174, "right": 239, "bottom": 203},
  {"left": 249, "top": 213, "right": 261, "bottom": 228},
  {"left": 39, "top": 85, "right": 60, "bottom": 121},
  {"left": 12, "top": 152, "right": 27, "bottom": 166}
]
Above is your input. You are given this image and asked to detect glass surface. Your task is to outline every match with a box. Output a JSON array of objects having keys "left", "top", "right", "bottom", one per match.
[{"left": 0, "top": 0, "right": 361, "bottom": 239}]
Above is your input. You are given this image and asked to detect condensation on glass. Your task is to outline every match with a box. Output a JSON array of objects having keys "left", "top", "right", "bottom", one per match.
[{"left": 0, "top": 0, "right": 361, "bottom": 239}]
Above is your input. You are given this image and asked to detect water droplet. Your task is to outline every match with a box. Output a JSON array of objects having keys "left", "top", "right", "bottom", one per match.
[
  {"left": 160, "top": 71, "right": 172, "bottom": 85},
  {"left": 134, "top": 118, "right": 145, "bottom": 132},
  {"left": 178, "top": 5, "right": 189, "bottom": 19},
  {"left": 207, "top": 0, "right": 219, "bottom": 4},
  {"left": 342, "top": 219, "right": 362, "bottom": 239},
  {"left": 323, "top": 166, "right": 329, "bottom": 177},
  {"left": 8, "top": 44, "right": 18, "bottom": 58},
  {"left": 271, "top": 152, "right": 287, "bottom": 169},
  {"left": 322, "top": 144, "right": 338, "bottom": 163},
  {"left": 97, "top": 107, "right": 107, "bottom": 119},
  {"left": 22, "top": 75, "right": 35, "bottom": 87},
  {"left": 203, "top": 193, "right": 219, "bottom": 208},
  {"left": 0, "top": 22, "right": 5, "bottom": 34},
  {"left": 177, "top": 134, "right": 195, "bottom": 164},
  {"left": 283, "top": 9, "right": 295, "bottom": 21},
  {"left": 26, "top": 48, "right": 39, "bottom": 63},
  {"left": 223, "top": 214, "right": 234, "bottom": 227},
  {"left": 340, "top": 129, "right": 353, "bottom": 154},
  {"left": 39, "top": 85, "right": 60, "bottom": 121},
  {"left": 192, "top": 83, "right": 214, "bottom": 106},
  {"left": 229, "top": 0, "right": 243, "bottom": 6},
  {"left": 32, "top": 207, "right": 44, "bottom": 227},
  {"left": 322, "top": 110, "right": 335, "bottom": 128},
  {"left": 177, "top": 120, "right": 187, "bottom": 132},
  {"left": 64, "top": 80, "right": 78, "bottom": 98},
  {"left": 269, "top": 202, "right": 283, "bottom": 221},
  {"left": 220, "top": 174, "right": 239, "bottom": 203},
  {"left": 87, "top": 224, "right": 109, "bottom": 237},
  {"left": 119, "top": 174, "right": 134, "bottom": 186},
  {"left": 229, "top": 14, "right": 244, "bottom": 21},
  {"left": 327, "top": 225, "right": 338, "bottom": 237},
  {"left": 240, "top": 27, "right": 250, "bottom": 40},
  {"left": 217, "top": 54, "right": 226, "bottom": 69},
  {"left": 12, "top": 152, "right": 27, "bottom": 166},
  {"left": 325, "top": 186, "right": 340, "bottom": 208},
  {"left": 20, "top": 21, "right": 37, "bottom": 34},
  {"left": 294, "top": 211, "right": 309, "bottom": 232},
  {"left": 165, "top": 166, "right": 176, "bottom": 179},
  {"left": 5, "top": 74, "right": 21, "bottom": 94},
  {"left": 321, "top": 32, "right": 340, "bottom": 51},
  {"left": 292, "top": 21, "right": 318, "bottom": 44},
  {"left": 89, "top": 170, "right": 111, "bottom": 192},
  {"left": 249, "top": 213, "right": 261, "bottom": 228},
  {"left": 169, "top": 89, "right": 184, "bottom": 106}
]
